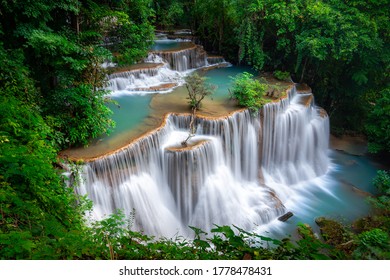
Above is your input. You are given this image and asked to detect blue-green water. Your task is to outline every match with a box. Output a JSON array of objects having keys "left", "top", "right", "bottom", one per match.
[
  {"left": 107, "top": 95, "right": 152, "bottom": 139},
  {"left": 203, "top": 65, "right": 257, "bottom": 100},
  {"left": 106, "top": 65, "right": 248, "bottom": 140},
  {"left": 256, "top": 149, "right": 381, "bottom": 239},
  {"left": 150, "top": 40, "right": 192, "bottom": 51}
]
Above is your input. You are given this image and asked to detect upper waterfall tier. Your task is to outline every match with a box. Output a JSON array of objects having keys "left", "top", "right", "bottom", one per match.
[
  {"left": 106, "top": 63, "right": 182, "bottom": 93},
  {"left": 106, "top": 41, "right": 227, "bottom": 95},
  {"left": 150, "top": 44, "right": 207, "bottom": 71},
  {"left": 74, "top": 85, "right": 330, "bottom": 238}
]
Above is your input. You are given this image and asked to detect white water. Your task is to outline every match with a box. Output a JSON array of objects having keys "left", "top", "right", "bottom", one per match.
[
  {"left": 152, "top": 46, "right": 207, "bottom": 72},
  {"left": 106, "top": 63, "right": 186, "bottom": 95},
  {"left": 75, "top": 86, "right": 330, "bottom": 238},
  {"left": 106, "top": 40, "right": 227, "bottom": 96},
  {"left": 262, "top": 92, "right": 329, "bottom": 186}
]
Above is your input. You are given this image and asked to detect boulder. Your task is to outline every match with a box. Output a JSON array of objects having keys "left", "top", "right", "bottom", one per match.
[{"left": 278, "top": 211, "right": 293, "bottom": 222}]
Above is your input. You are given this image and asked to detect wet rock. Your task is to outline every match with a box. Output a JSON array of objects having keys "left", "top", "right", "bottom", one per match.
[{"left": 278, "top": 211, "right": 293, "bottom": 222}]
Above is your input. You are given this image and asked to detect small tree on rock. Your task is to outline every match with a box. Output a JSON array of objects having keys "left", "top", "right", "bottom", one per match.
[
  {"left": 181, "top": 73, "right": 216, "bottom": 147},
  {"left": 185, "top": 73, "right": 216, "bottom": 111}
]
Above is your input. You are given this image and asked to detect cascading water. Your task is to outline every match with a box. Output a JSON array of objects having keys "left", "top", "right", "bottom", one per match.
[
  {"left": 75, "top": 85, "right": 330, "bottom": 238},
  {"left": 106, "top": 40, "right": 226, "bottom": 95},
  {"left": 207, "top": 56, "right": 227, "bottom": 66},
  {"left": 261, "top": 89, "right": 330, "bottom": 206},
  {"left": 152, "top": 45, "right": 207, "bottom": 72},
  {"left": 106, "top": 64, "right": 184, "bottom": 94}
]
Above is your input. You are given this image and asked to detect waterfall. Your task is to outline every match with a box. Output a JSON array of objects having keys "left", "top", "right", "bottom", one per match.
[
  {"left": 262, "top": 88, "right": 329, "bottom": 185},
  {"left": 152, "top": 45, "right": 207, "bottom": 72},
  {"left": 261, "top": 88, "right": 330, "bottom": 208},
  {"left": 105, "top": 42, "right": 218, "bottom": 95},
  {"left": 75, "top": 85, "right": 330, "bottom": 237},
  {"left": 207, "top": 56, "right": 227, "bottom": 65},
  {"left": 106, "top": 64, "right": 184, "bottom": 94}
]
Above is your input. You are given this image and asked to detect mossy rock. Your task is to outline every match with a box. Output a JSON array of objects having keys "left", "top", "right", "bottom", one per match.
[
  {"left": 297, "top": 223, "right": 316, "bottom": 239},
  {"left": 315, "top": 217, "right": 349, "bottom": 245},
  {"left": 315, "top": 217, "right": 356, "bottom": 256},
  {"left": 352, "top": 215, "right": 390, "bottom": 234}
]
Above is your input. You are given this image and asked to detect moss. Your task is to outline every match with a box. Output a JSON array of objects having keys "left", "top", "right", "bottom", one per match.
[
  {"left": 352, "top": 215, "right": 390, "bottom": 234},
  {"left": 315, "top": 217, "right": 356, "bottom": 256},
  {"left": 316, "top": 218, "right": 345, "bottom": 244},
  {"left": 297, "top": 223, "right": 316, "bottom": 239}
]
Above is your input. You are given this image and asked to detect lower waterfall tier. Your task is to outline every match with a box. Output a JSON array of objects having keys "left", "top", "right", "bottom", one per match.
[{"left": 75, "top": 86, "right": 330, "bottom": 238}]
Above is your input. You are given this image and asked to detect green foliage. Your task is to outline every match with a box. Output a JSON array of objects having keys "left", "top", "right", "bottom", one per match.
[
  {"left": 373, "top": 170, "right": 390, "bottom": 195},
  {"left": 0, "top": 0, "right": 156, "bottom": 148},
  {"left": 365, "top": 87, "right": 390, "bottom": 153},
  {"left": 26, "top": 32, "right": 116, "bottom": 147},
  {"left": 0, "top": 95, "right": 87, "bottom": 259},
  {"left": 192, "top": 0, "right": 239, "bottom": 59},
  {"left": 103, "top": 9, "right": 154, "bottom": 65},
  {"left": 273, "top": 223, "right": 340, "bottom": 260},
  {"left": 353, "top": 229, "right": 390, "bottom": 259},
  {"left": 185, "top": 73, "right": 216, "bottom": 110},
  {"left": 235, "top": 0, "right": 300, "bottom": 70},
  {"left": 230, "top": 72, "right": 268, "bottom": 111},
  {"left": 181, "top": 0, "right": 389, "bottom": 135},
  {"left": 154, "top": 0, "right": 184, "bottom": 30},
  {"left": 45, "top": 85, "right": 115, "bottom": 147},
  {"left": 43, "top": 213, "right": 342, "bottom": 260},
  {"left": 367, "top": 170, "right": 390, "bottom": 215},
  {"left": 0, "top": 45, "right": 37, "bottom": 104},
  {"left": 273, "top": 70, "right": 291, "bottom": 81}
]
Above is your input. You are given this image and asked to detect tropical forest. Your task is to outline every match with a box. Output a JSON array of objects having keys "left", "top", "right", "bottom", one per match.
[{"left": 0, "top": 0, "right": 389, "bottom": 260}]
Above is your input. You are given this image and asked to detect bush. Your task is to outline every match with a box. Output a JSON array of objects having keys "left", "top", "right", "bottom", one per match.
[
  {"left": 229, "top": 72, "right": 268, "bottom": 111},
  {"left": 353, "top": 229, "right": 390, "bottom": 259},
  {"left": 365, "top": 87, "right": 390, "bottom": 154},
  {"left": 273, "top": 70, "right": 291, "bottom": 81}
]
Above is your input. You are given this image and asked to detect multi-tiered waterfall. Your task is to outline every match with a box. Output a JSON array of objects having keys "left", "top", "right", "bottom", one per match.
[
  {"left": 75, "top": 86, "right": 330, "bottom": 238},
  {"left": 106, "top": 41, "right": 226, "bottom": 95}
]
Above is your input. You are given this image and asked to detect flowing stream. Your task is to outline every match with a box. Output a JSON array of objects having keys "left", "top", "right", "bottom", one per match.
[{"left": 70, "top": 37, "right": 382, "bottom": 240}]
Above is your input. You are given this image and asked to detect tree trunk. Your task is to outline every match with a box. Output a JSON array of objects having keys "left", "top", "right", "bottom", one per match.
[
  {"left": 300, "top": 57, "right": 308, "bottom": 83},
  {"left": 71, "top": 14, "right": 80, "bottom": 35}
]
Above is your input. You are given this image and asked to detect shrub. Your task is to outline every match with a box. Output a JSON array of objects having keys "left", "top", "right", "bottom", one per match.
[
  {"left": 353, "top": 229, "right": 390, "bottom": 259},
  {"left": 273, "top": 70, "right": 291, "bottom": 81},
  {"left": 229, "top": 72, "right": 267, "bottom": 111}
]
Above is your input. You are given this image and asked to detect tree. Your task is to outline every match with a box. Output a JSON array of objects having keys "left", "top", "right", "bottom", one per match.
[
  {"left": 0, "top": 0, "right": 155, "bottom": 257},
  {"left": 0, "top": 0, "right": 157, "bottom": 148},
  {"left": 185, "top": 72, "right": 215, "bottom": 110},
  {"left": 235, "top": 0, "right": 300, "bottom": 71},
  {"left": 99, "top": 0, "right": 155, "bottom": 65},
  {"left": 0, "top": 95, "right": 86, "bottom": 259},
  {"left": 153, "top": 0, "right": 184, "bottom": 30},
  {"left": 181, "top": 73, "right": 215, "bottom": 146},
  {"left": 193, "top": 0, "right": 239, "bottom": 59}
]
